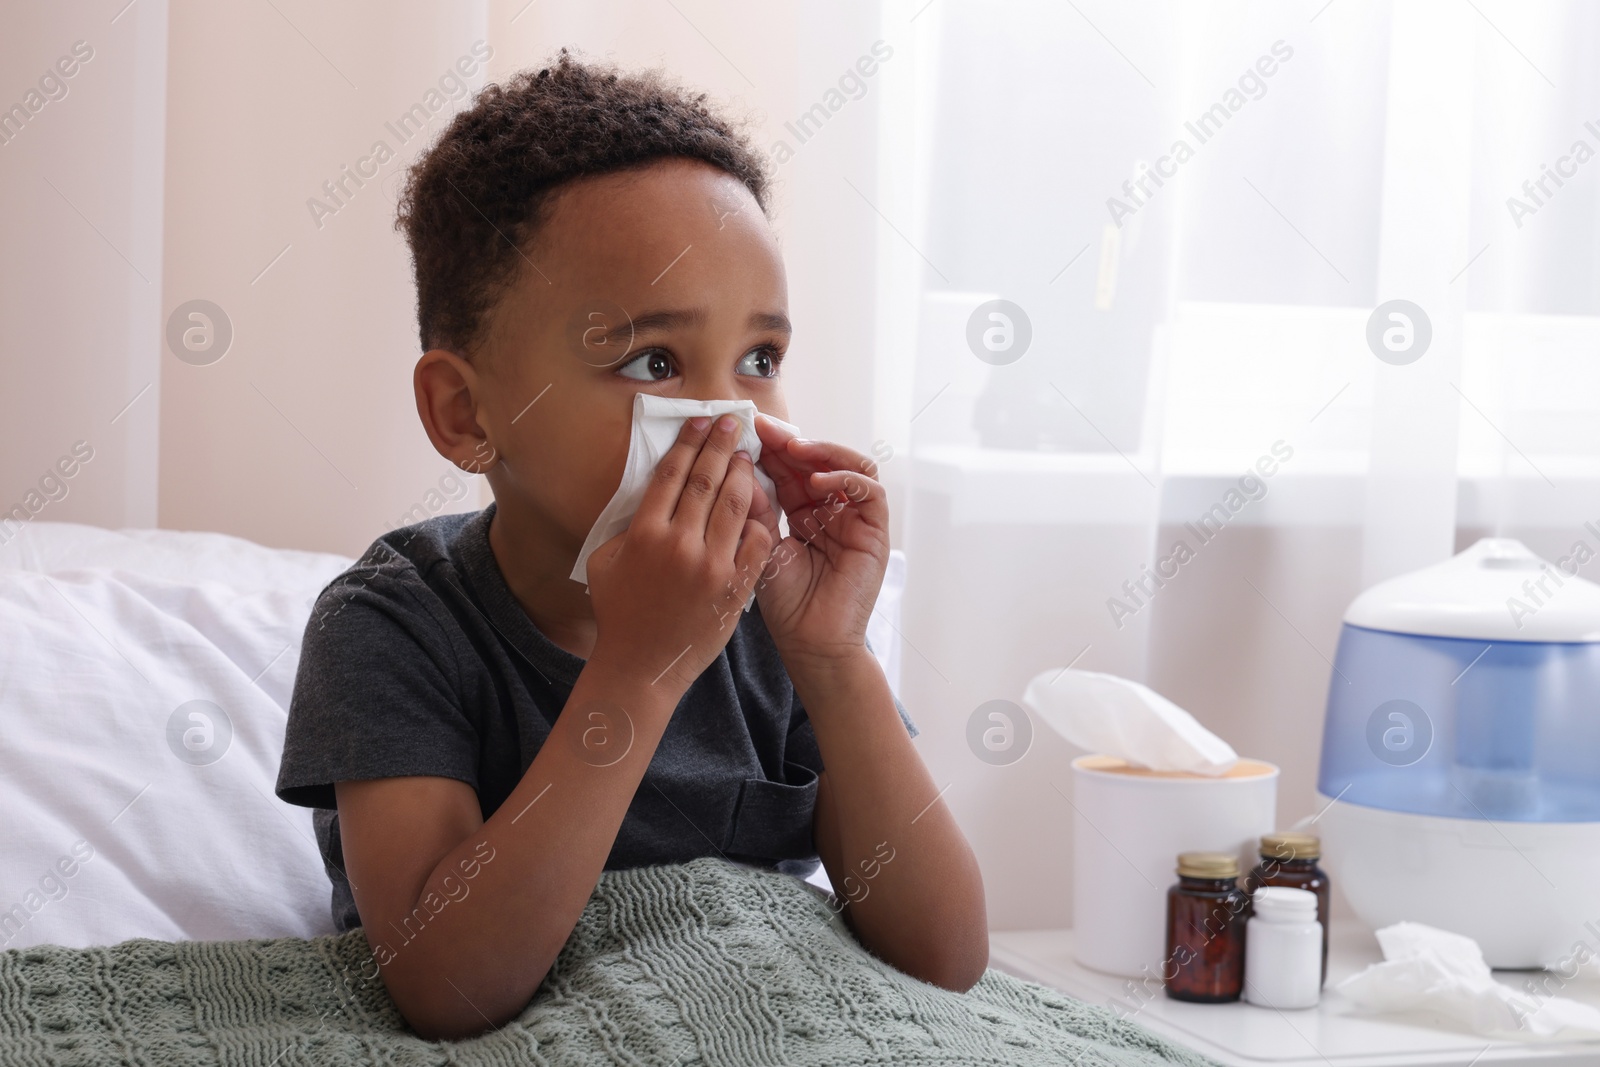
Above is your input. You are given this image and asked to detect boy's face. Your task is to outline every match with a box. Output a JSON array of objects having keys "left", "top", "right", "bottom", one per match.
[{"left": 472, "top": 158, "right": 789, "bottom": 553}]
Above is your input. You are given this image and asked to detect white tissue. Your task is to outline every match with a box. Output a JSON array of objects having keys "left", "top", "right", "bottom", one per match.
[
  {"left": 570, "top": 394, "right": 797, "bottom": 586},
  {"left": 1021, "top": 668, "right": 1238, "bottom": 775},
  {"left": 1337, "top": 922, "right": 1600, "bottom": 1041}
]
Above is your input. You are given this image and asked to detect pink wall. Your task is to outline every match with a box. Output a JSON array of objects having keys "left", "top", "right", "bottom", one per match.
[{"left": 156, "top": 0, "right": 492, "bottom": 555}]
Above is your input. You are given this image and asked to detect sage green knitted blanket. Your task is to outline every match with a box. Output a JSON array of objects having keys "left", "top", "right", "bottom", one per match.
[{"left": 0, "top": 858, "right": 1215, "bottom": 1066}]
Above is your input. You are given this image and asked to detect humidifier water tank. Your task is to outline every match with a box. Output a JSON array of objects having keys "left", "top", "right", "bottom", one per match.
[{"left": 1315, "top": 538, "right": 1600, "bottom": 968}]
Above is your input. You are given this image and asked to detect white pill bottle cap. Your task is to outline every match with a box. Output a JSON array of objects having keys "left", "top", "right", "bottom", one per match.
[{"left": 1252, "top": 886, "right": 1318, "bottom": 923}]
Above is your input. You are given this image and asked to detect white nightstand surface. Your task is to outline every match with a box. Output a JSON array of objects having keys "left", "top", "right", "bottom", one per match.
[{"left": 990, "top": 924, "right": 1600, "bottom": 1066}]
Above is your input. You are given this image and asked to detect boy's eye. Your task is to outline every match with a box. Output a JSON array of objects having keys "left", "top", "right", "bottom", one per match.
[
  {"left": 616, "top": 345, "right": 781, "bottom": 381},
  {"left": 736, "top": 346, "right": 780, "bottom": 379},
  {"left": 616, "top": 350, "right": 675, "bottom": 381}
]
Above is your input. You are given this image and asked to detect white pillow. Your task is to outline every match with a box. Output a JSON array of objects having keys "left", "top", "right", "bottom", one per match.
[
  {"left": 0, "top": 523, "right": 350, "bottom": 948},
  {"left": 0, "top": 520, "right": 351, "bottom": 595}
]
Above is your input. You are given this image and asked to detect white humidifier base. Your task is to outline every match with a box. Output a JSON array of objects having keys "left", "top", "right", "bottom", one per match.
[{"left": 1315, "top": 793, "right": 1600, "bottom": 969}]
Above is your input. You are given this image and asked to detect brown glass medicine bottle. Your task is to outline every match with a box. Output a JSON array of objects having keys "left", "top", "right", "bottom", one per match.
[
  {"left": 1246, "top": 831, "right": 1330, "bottom": 987},
  {"left": 1164, "top": 851, "right": 1249, "bottom": 1003}
]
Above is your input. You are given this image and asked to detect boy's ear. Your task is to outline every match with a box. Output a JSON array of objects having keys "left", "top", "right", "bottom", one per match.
[{"left": 414, "top": 349, "right": 497, "bottom": 474}]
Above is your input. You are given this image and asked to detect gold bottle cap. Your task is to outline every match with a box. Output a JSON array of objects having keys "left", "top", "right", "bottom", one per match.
[
  {"left": 1176, "top": 851, "right": 1239, "bottom": 879},
  {"left": 1259, "top": 831, "right": 1321, "bottom": 861}
]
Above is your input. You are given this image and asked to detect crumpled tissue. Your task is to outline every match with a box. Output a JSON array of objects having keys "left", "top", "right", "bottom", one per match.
[
  {"left": 570, "top": 394, "right": 798, "bottom": 586},
  {"left": 1021, "top": 668, "right": 1238, "bottom": 774},
  {"left": 1337, "top": 922, "right": 1600, "bottom": 1041}
]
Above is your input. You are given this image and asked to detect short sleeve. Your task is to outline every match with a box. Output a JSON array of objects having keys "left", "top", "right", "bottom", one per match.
[{"left": 275, "top": 560, "right": 479, "bottom": 810}]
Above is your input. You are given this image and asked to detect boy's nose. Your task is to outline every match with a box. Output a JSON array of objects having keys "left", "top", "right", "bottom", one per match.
[{"left": 678, "top": 377, "right": 751, "bottom": 403}]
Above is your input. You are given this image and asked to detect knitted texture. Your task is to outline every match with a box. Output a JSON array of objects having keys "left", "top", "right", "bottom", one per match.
[{"left": 0, "top": 858, "right": 1218, "bottom": 1066}]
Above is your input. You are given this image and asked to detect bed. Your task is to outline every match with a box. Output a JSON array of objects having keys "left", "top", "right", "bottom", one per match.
[{"left": 0, "top": 520, "right": 1213, "bottom": 1066}]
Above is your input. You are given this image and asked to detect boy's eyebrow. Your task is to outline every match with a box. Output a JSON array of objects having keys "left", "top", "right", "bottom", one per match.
[
  {"left": 623, "top": 307, "right": 702, "bottom": 337},
  {"left": 748, "top": 311, "right": 792, "bottom": 336},
  {"left": 603, "top": 308, "right": 791, "bottom": 345}
]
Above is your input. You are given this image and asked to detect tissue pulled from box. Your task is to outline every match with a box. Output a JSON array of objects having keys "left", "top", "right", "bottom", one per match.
[
  {"left": 570, "top": 394, "right": 797, "bottom": 586},
  {"left": 1337, "top": 922, "right": 1600, "bottom": 1040},
  {"left": 1021, "top": 668, "right": 1238, "bottom": 775}
]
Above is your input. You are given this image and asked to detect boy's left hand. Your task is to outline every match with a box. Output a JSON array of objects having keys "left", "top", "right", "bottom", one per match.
[{"left": 747, "top": 414, "right": 888, "bottom": 670}]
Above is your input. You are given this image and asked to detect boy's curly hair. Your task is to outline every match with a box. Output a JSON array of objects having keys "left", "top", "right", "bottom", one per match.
[{"left": 395, "top": 48, "right": 772, "bottom": 357}]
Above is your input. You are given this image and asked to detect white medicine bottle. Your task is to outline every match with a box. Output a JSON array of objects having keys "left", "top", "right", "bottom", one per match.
[{"left": 1243, "top": 886, "right": 1322, "bottom": 1009}]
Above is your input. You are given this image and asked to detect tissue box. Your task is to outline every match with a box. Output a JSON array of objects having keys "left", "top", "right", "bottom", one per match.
[{"left": 1071, "top": 755, "right": 1278, "bottom": 979}]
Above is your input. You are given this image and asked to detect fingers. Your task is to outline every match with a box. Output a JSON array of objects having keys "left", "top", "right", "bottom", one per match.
[
  {"left": 746, "top": 464, "right": 781, "bottom": 543},
  {"left": 672, "top": 413, "right": 742, "bottom": 530},
  {"left": 754, "top": 428, "right": 816, "bottom": 516},
  {"left": 759, "top": 433, "right": 886, "bottom": 533},
  {"left": 710, "top": 516, "right": 776, "bottom": 628},
  {"left": 757, "top": 428, "right": 881, "bottom": 506},
  {"left": 705, "top": 450, "right": 757, "bottom": 556},
  {"left": 785, "top": 466, "right": 888, "bottom": 547},
  {"left": 754, "top": 412, "right": 800, "bottom": 454},
  {"left": 785, "top": 436, "right": 880, "bottom": 481},
  {"left": 635, "top": 416, "right": 713, "bottom": 528},
  {"left": 632, "top": 415, "right": 879, "bottom": 559},
  {"left": 806, "top": 468, "right": 886, "bottom": 505},
  {"left": 756, "top": 453, "right": 811, "bottom": 517},
  {"left": 731, "top": 518, "right": 774, "bottom": 589},
  {"left": 805, "top": 470, "right": 887, "bottom": 530}
]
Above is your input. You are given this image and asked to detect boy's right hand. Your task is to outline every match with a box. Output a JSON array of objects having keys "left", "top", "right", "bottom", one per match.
[{"left": 584, "top": 413, "right": 775, "bottom": 693}]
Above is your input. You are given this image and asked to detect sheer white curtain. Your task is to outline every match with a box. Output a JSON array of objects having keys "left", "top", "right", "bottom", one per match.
[{"left": 877, "top": 0, "right": 1600, "bottom": 928}]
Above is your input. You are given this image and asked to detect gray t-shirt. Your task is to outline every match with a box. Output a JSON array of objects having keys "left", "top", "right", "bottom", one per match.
[{"left": 275, "top": 504, "right": 916, "bottom": 932}]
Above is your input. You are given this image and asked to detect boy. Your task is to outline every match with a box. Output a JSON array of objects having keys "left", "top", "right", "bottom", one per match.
[{"left": 276, "top": 50, "right": 986, "bottom": 1040}]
